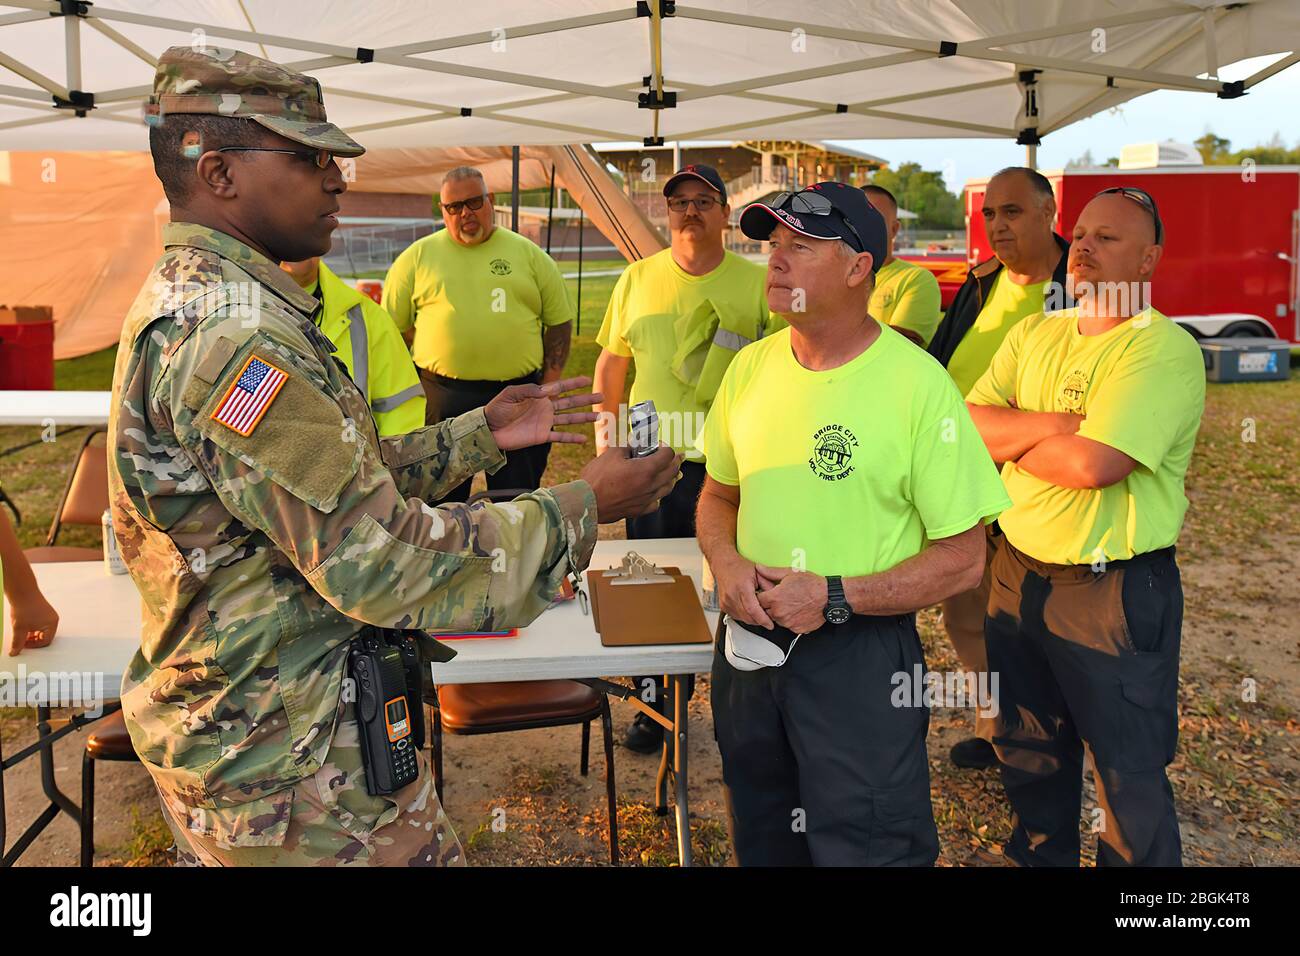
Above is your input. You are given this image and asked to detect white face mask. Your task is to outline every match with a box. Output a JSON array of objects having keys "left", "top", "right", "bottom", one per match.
[{"left": 723, "top": 617, "right": 803, "bottom": 671}]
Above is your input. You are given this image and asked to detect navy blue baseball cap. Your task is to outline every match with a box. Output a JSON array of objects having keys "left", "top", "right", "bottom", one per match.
[
  {"left": 663, "top": 163, "right": 727, "bottom": 203},
  {"left": 740, "top": 181, "right": 889, "bottom": 272}
]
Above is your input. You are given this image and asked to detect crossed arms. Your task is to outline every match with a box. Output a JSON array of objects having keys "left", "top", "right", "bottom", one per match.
[{"left": 964, "top": 402, "right": 1138, "bottom": 489}]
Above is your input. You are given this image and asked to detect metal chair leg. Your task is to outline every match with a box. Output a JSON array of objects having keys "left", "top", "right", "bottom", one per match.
[
  {"left": 430, "top": 704, "right": 444, "bottom": 805},
  {"left": 600, "top": 699, "right": 619, "bottom": 865},
  {"left": 580, "top": 719, "right": 591, "bottom": 776},
  {"left": 80, "top": 751, "right": 94, "bottom": 868}
]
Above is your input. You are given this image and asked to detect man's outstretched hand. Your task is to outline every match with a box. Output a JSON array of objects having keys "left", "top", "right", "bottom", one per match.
[
  {"left": 580, "top": 445, "right": 683, "bottom": 524},
  {"left": 485, "top": 375, "right": 602, "bottom": 451}
]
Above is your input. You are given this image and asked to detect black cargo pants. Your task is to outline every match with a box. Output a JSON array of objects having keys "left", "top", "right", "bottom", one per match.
[
  {"left": 985, "top": 538, "right": 1183, "bottom": 867},
  {"left": 711, "top": 612, "right": 939, "bottom": 866}
]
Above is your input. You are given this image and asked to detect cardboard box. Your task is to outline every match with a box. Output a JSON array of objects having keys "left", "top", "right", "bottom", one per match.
[{"left": 0, "top": 305, "right": 54, "bottom": 324}]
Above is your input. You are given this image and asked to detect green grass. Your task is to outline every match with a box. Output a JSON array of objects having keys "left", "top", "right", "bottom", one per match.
[
  {"left": 1179, "top": 376, "right": 1300, "bottom": 560},
  {"left": 112, "top": 804, "right": 173, "bottom": 868},
  {"left": 54, "top": 346, "right": 116, "bottom": 390}
]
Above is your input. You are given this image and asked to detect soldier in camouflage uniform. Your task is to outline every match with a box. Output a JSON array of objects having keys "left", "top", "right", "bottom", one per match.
[{"left": 110, "top": 46, "right": 682, "bottom": 866}]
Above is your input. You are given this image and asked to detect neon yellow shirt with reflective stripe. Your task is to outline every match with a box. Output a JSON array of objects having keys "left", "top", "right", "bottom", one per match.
[
  {"left": 966, "top": 307, "right": 1206, "bottom": 565},
  {"left": 698, "top": 324, "right": 1010, "bottom": 578},
  {"left": 869, "top": 258, "right": 942, "bottom": 347},
  {"left": 947, "top": 271, "right": 1048, "bottom": 397},
  {"left": 382, "top": 227, "right": 573, "bottom": 381},
  {"left": 312, "top": 262, "right": 425, "bottom": 437},
  {"left": 596, "top": 248, "right": 773, "bottom": 459}
]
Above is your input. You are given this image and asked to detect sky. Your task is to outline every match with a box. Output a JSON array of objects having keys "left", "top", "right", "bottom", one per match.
[{"left": 830, "top": 55, "right": 1300, "bottom": 193}]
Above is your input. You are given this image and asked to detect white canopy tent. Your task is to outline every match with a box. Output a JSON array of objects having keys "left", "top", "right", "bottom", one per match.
[
  {"left": 1, "top": 1, "right": 1299, "bottom": 359},
  {"left": 0, "top": 0, "right": 1298, "bottom": 161}
]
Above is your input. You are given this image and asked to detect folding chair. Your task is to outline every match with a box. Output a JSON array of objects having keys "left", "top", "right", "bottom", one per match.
[
  {"left": 428, "top": 488, "right": 620, "bottom": 864},
  {"left": 24, "top": 427, "right": 108, "bottom": 564}
]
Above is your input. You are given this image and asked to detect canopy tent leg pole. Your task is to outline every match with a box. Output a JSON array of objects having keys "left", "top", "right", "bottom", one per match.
[
  {"left": 576, "top": 207, "right": 585, "bottom": 335},
  {"left": 511, "top": 145, "right": 520, "bottom": 233},
  {"left": 1017, "top": 66, "right": 1042, "bottom": 171},
  {"left": 64, "top": 7, "right": 82, "bottom": 94},
  {"left": 545, "top": 163, "right": 556, "bottom": 255}
]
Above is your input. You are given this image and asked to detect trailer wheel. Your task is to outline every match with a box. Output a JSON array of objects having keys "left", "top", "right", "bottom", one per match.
[{"left": 1218, "top": 321, "right": 1270, "bottom": 338}]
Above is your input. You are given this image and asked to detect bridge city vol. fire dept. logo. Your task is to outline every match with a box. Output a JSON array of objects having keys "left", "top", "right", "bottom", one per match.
[
  {"left": 489, "top": 258, "right": 512, "bottom": 276},
  {"left": 809, "top": 423, "right": 858, "bottom": 481},
  {"left": 1059, "top": 369, "right": 1089, "bottom": 414}
]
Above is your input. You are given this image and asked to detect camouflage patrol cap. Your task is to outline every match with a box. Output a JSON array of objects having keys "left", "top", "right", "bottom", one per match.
[{"left": 147, "top": 45, "right": 364, "bottom": 157}]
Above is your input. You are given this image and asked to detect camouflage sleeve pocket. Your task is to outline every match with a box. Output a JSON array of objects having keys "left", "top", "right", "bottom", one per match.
[{"left": 195, "top": 336, "right": 364, "bottom": 512}]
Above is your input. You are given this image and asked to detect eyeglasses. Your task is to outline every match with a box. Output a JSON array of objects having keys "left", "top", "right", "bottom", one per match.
[
  {"left": 216, "top": 146, "right": 333, "bottom": 169},
  {"left": 443, "top": 195, "right": 487, "bottom": 216},
  {"left": 769, "top": 188, "right": 864, "bottom": 253},
  {"left": 1098, "top": 186, "right": 1164, "bottom": 244},
  {"left": 667, "top": 195, "right": 719, "bottom": 213}
]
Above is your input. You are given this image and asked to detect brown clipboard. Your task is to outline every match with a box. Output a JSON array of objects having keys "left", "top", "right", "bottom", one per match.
[{"left": 588, "top": 566, "right": 713, "bottom": 647}]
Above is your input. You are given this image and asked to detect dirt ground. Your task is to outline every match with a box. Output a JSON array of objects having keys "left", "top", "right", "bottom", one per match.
[{"left": 4, "top": 528, "right": 1295, "bottom": 867}]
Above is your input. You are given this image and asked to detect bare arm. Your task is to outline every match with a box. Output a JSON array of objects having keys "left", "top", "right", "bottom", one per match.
[
  {"left": 1, "top": 508, "right": 58, "bottom": 656},
  {"left": 966, "top": 402, "right": 1082, "bottom": 463},
  {"left": 753, "top": 524, "right": 985, "bottom": 632},
  {"left": 843, "top": 524, "right": 984, "bottom": 615},
  {"left": 1016, "top": 434, "right": 1139, "bottom": 489},
  {"left": 592, "top": 348, "right": 631, "bottom": 456},
  {"left": 541, "top": 321, "right": 572, "bottom": 385},
  {"left": 696, "top": 476, "right": 774, "bottom": 629}
]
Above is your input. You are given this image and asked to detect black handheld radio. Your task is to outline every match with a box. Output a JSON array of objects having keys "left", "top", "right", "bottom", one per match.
[{"left": 349, "top": 629, "right": 423, "bottom": 795}]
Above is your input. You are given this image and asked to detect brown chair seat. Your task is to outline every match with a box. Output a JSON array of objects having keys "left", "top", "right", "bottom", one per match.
[
  {"left": 438, "top": 680, "right": 603, "bottom": 731},
  {"left": 85, "top": 711, "right": 137, "bottom": 761},
  {"left": 24, "top": 545, "right": 101, "bottom": 564}
]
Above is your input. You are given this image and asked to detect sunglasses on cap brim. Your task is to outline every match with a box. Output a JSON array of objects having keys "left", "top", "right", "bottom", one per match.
[
  {"left": 1098, "top": 187, "right": 1164, "bottom": 244},
  {"left": 767, "top": 189, "right": 864, "bottom": 253}
]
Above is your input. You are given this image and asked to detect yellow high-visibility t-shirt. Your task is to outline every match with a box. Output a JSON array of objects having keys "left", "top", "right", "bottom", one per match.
[
  {"left": 869, "top": 258, "right": 942, "bottom": 347},
  {"left": 382, "top": 227, "right": 572, "bottom": 381},
  {"left": 698, "top": 324, "right": 1010, "bottom": 578},
  {"left": 947, "top": 271, "right": 1047, "bottom": 397},
  {"left": 966, "top": 307, "right": 1206, "bottom": 565},
  {"left": 596, "top": 248, "right": 772, "bottom": 459}
]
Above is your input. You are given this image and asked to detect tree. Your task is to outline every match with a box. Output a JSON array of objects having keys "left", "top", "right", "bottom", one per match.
[
  {"left": 1066, "top": 149, "right": 1097, "bottom": 169},
  {"left": 1195, "top": 132, "right": 1233, "bottom": 164},
  {"left": 870, "top": 162, "right": 963, "bottom": 230},
  {"left": 1196, "top": 130, "right": 1300, "bottom": 166}
]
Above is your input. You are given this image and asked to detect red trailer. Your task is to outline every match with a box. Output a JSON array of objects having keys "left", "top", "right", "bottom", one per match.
[{"left": 963, "top": 166, "right": 1300, "bottom": 344}]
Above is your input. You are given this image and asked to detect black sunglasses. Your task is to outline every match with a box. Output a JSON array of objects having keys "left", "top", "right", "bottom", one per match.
[
  {"left": 216, "top": 146, "right": 334, "bottom": 169},
  {"left": 769, "top": 189, "right": 864, "bottom": 253},
  {"left": 443, "top": 195, "right": 487, "bottom": 216},
  {"left": 1098, "top": 186, "right": 1164, "bottom": 244}
]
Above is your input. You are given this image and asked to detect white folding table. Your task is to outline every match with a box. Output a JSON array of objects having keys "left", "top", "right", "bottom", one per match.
[
  {"left": 432, "top": 537, "right": 717, "bottom": 866},
  {"left": 1, "top": 538, "right": 716, "bottom": 866},
  {"left": 0, "top": 390, "right": 111, "bottom": 427},
  {"left": 0, "top": 562, "right": 134, "bottom": 865}
]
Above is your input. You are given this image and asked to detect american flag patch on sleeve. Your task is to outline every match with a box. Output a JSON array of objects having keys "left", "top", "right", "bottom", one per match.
[{"left": 210, "top": 355, "right": 288, "bottom": 436}]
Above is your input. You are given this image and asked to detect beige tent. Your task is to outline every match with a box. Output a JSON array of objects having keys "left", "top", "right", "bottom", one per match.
[{"left": 0, "top": 144, "right": 663, "bottom": 359}]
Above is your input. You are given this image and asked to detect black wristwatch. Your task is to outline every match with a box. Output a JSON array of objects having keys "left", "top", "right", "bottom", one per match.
[{"left": 823, "top": 575, "right": 851, "bottom": 625}]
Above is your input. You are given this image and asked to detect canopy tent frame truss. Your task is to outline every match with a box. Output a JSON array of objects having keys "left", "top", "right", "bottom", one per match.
[{"left": 0, "top": 0, "right": 1295, "bottom": 157}]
